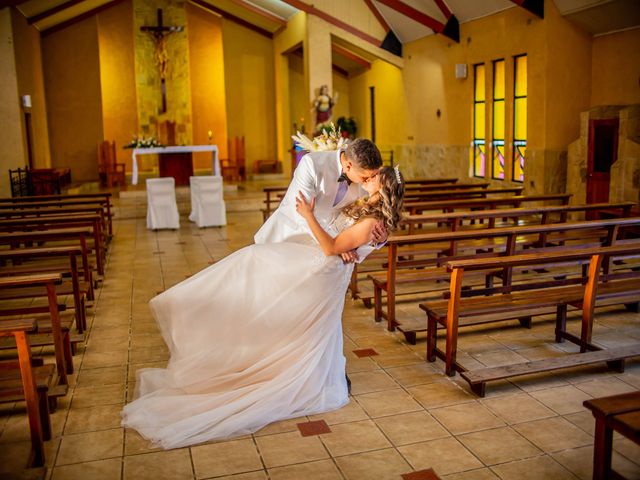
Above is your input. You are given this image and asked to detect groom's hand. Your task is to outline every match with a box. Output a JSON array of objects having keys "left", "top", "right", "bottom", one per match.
[
  {"left": 371, "top": 220, "right": 388, "bottom": 245},
  {"left": 341, "top": 249, "right": 359, "bottom": 264}
]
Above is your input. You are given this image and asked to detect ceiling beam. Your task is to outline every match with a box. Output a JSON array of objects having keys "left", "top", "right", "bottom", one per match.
[
  {"left": 433, "top": 0, "right": 452, "bottom": 19},
  {"left": 189, "top": 0, "right": 273, "bottom": 38},
  {"left": 0, "top": 0, "right": 32, "bottom": 8},
  {"left": 41, "top": 0, "right": 125, "bottom": 36},
  {"left": 375, "top": 0, "right": 459, "bottom": 42},
  {"left": 363, "top": 0, "right": 390, "bottom": 33},
  {"left": 280, "top": 0, "right": 381, "bottom": 48},
  {"left": 510, "top": 0, "right": 544, "bottom": 19},
  {"left": 332, "top": 44, "right": 371, "bottom": 69},
  {"left": 27, "top": 0, "right": 85, "bottom": 24},
  {"left": 227, "top": 0, "right": 286, "bottom": 26}
]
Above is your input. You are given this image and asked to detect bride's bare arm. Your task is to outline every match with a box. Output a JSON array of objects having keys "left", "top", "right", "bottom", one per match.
[{"left": 295, "top": 192, "right": 377, "bottom": 256}]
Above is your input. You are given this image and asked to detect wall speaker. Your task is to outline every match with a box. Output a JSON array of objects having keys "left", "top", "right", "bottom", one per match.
[{"left": 455, "top": 64, "right": 467, "bottom": 79}]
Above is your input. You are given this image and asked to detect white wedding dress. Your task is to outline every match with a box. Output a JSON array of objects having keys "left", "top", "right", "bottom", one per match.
[{"left": 121, "top": 214, "right": 362, "bottom": 449}]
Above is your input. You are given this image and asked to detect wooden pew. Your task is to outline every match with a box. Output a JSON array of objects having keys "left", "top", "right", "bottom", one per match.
[
  {"left": 405, "top": 182, "right": 487, "bottom": 192},
  {"left": 0, "top": 318, "right": 48, "bottom": 468},
  {"left": 404, "top": 177, "right": 458, "bottom": 185},
  {"left": 373, "top": 217, "right": 640, "bottom": 334},
  {"left": 0, "top": 213, "right": 105, "bottom": 275},
  {"left": 0, "top": 246, "right": 89, "bottom": 333},
  {"left": 405, "top": 193, "right": 572, "bottom": 215},
  {"left": 404, "top": 186, "right": 524, "bottom": 201},
  {"left": 420, "top": 243, "right": 640, "bottom": 393},
  {"left": 0, "top": 273, "right": 75, "bottom": 386},
  {"left": 584, "top": 391, "right": 640, "bottom": 480},
  {"left": 262, "top": 186, "right": 287, "bottom": 221},
  {"left": 0, "top": 193, "right": 114, "bottom": 237}
]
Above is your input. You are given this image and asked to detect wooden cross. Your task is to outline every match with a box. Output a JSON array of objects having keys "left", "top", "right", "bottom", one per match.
[{"left": 141, "top": 8, "right": 184, "bottom": 114}]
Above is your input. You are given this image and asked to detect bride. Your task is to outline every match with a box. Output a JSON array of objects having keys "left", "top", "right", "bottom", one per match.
[{"left": 121, "top": 166, "right": 405, "bottom": 449}]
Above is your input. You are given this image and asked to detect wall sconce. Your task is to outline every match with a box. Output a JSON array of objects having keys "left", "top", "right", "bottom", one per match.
[{"left": 455, "top": 64, "right": 467, "bottom": 79}]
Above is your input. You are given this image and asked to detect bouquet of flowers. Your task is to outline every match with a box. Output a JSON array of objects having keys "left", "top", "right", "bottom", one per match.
[
  {"left": 291, "top": 122, "right": 348, "bottom": 152},
  {"left": 123, "top": 135, "right": 164, "bottom": 149}
]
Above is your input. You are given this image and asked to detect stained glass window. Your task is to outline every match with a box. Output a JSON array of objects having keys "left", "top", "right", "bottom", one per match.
[
  {"left": 512, "top": 55, "right": 527, "bottom": 182},
  {"left": 492, "top": 59, "right": 505, "bottom": 180},
  {"left": 470, "top": 63, "right": 486, "bottom": 178}
]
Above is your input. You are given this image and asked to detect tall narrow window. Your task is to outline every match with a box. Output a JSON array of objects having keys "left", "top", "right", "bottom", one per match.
[
  {"left": 492, "top": 59, "right": 505, "bottom": 180},
  {"left": 471, "top": 63, "right": 486, "bottom": 178},
  {"left": 513, "top": 54, "right": 527, "bottom": 182}
]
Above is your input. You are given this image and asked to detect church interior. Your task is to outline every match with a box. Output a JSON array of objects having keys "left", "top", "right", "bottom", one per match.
[{"left": 1, "top": 0, "right": 640, "bottom": 478}]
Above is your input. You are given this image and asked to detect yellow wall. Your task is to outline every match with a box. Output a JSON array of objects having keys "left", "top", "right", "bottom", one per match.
[
  {"left": 11, "top": 8, "right": 51, "bottom": 170},
  {"left": 288, "top": 53, "right": 307, "bottom": 134},
  {"left": 222, "top": 18, "right": 276, "bottom": 172},
  {"left": 0, "top": 8, "right": 26, "bottom": 197},
  {"left": 301, "top": 0, "right": 387, "bottom": 42},
  {"left": 97, "top": 0, "right": 138, "bottom": 172},
  {"left": 42, "top": 16, "right": 104, "bottom": 181},
  {"left": 187, "top": 4, "right": 228, "bottom": 171},
  {"left": 591, "top": 27, "right": 640, "bottom": 107},
  {"left": 331, "top": 70, "right": 350, "bottom": 126}
]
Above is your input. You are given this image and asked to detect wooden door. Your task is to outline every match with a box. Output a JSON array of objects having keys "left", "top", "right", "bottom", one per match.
[{"left": 586, "top": 118, "right": 618, "bottom": 206}]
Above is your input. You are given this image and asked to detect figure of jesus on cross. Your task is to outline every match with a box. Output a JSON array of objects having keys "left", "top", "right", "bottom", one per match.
[{"left": 141, "top": 8, "right": 184, "bottom": 114}]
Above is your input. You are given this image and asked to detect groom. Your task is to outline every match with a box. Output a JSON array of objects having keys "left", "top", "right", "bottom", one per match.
[{"left": 254, "top": 138, "right": 386, "bottom": 262}]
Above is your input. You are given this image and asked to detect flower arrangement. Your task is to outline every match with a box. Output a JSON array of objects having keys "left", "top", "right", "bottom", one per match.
[
  {"left": 123, "top": 135, "right": 164, "bottom": 149},
  {"left": 291, "top": 122, "right": 348, "bottom": 152}
]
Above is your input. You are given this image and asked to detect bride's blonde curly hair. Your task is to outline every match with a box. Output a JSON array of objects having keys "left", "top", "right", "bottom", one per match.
[{"left": 342, "top": 166, "right": 405, "bottom": 232}]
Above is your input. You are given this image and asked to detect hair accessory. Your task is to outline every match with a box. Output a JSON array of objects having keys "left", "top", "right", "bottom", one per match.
[{"left": 394, "top": 165, "right": 402, "bottom": 184}]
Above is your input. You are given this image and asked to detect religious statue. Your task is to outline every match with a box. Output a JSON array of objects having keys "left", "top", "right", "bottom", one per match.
[{"left": 312, "top": 85, "right": 338, "bottom": 134}]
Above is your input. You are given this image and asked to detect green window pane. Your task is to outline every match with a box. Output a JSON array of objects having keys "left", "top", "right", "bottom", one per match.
[
  {"left": 475, "top": 103, "right": 485, "bottom": 138},
  {"left": 474, "top": 64, "right": 485, "bottom": 101},
  {"left": 493, "top": 60, "right": 505, "bottom": 100},
  {"left": 515, "top": 55, "right": 527, "bottom": 97},
  {"left": 493, "top": 100, "right": 505, "bottom": 140},
  {"left": 514, "top": 98, "right": 527, "bottom": 140}
]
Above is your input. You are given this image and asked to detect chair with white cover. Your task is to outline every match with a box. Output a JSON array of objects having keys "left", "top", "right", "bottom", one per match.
[
  {"left": 146, "top": 177, "right": 180, "bottom": 230},
  {"left": 189, "top": 176, "right": 226, "bottom": 227}
]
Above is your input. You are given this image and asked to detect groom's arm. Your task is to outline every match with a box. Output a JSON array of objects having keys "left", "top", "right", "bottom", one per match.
[{"left": 277, "top": 154, "right": 318, "bottom": 227}]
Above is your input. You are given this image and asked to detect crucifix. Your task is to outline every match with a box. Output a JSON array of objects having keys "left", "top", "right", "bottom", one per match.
[{"left": 141, "top": 8, "right": 184, "bottom": 114}]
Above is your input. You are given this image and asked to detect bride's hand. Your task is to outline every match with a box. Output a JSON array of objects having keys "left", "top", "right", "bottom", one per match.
[{"left": 295, "top": 191, "right": 316, "bottom": 219}]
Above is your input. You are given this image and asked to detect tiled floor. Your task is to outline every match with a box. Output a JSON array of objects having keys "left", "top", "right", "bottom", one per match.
[{"left": 1, "top": 184, "right": 640, "bottom": 479}]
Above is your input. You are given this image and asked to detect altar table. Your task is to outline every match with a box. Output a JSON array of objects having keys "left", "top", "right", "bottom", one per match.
[{"left": 131, "top": 145, "right": 220, "bottom": 185}]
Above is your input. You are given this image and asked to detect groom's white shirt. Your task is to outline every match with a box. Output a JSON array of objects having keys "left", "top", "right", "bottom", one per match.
[{"left": 254, "top": 150, "right": 370, "bottom": 254}]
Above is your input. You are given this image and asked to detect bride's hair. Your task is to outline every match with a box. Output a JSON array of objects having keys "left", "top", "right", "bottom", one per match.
[{"left": 342, "top": 166, "right": 405, "bottom": 232}]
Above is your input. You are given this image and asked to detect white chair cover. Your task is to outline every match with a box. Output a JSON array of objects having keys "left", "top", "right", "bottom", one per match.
[
  {"left": 189, "top": 176, "right": 226, "bottom": 227},
  {"left": 146, "top": 178, "right": 180, "bottom": 230}
]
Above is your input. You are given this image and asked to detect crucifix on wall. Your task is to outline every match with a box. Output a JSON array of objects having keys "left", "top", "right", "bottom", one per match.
[{"left": 141, "top": 8, "right": 184, "bottom": 114}]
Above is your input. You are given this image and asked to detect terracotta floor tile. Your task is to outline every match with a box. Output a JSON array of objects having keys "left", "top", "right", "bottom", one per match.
[
  {"left": 320, "top": 419, "right": 391, "bottom": 457},
  {"left": 336, "top": 448, "right": 412, "bottom": 480},
  {"left": 70, "top": 384, "right": 126, "bottom": 409},
  {"left": 297, "top": 420, "right": 332, "bottom": 436},
  {"left": 75, "top": 366, "right": 127, "bottom": 388},
  {"left": 255, "top": 431, "right": 328, "bottom": 468},
  {"left": 402, "top": 468, "right": 442, "bottom": 480},
  {"left": 51, "top": 458, "right": 122, "bottom": 480},
  {"left": 375, "top": 411, "right": 449, "bottom": 446},
  {"left": 308, "top": 400, "right": 369, "bottom": 425},
  {"left": 386, "top": 363, "right": 444, "bottom": 387},
  {"left": 212, "top": 472, "right": 268, "bottom": 480},
  {"left": 64, "top": 404, "right": 123, "bottom": 434},
  {"left": 124, "top": 428, "right": 162, "bottom": 456},
  {"left": 398, "top": 437, "right": 483, "bottom": 475},
  {"left": 441, "top": 467, "right": 499, "bottom": 479},
  {"left": 553, "top": 444, "right": 640, "bottom": 480},
  {"left": 123, "top": 449, "right": 193, "bottom": 480},
  {"left": 574, "top": 377, "right": 637, "bottom": 398},
  {"left": 191, "top": 438, "right": 263, "bottom": 478},
  {"left": 255, "top": 417, "right": 304, "bottom": 436},
  {"left": 268, "top": 459, "right": 343, "bottom": 480},
  {"left": 353, "top": 348, "right": 379, "bottom": 358},
  {"left": 355, "top": 388, "right": 423, "bottom": 418},
  {"left": 490, "top": 455, "right": 580, "bottom": 480},
  {"left": 481, "top": 393, "right": 557, "bottom": 425},
  {"left": 458, "top": 427, "right": 541, "bottom": 465},
  {"left": 513, "top": 417, "right": 593, "bottom": 453}
]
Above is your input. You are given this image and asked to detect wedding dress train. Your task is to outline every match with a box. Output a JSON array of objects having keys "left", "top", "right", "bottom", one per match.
[{"left": 121, "top": 218, "right": 358, "bottom": 449}]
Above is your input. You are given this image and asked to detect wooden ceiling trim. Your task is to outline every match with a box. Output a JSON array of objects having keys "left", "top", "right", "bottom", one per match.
[
  {"left": 280, "top": 0, "right": 381, "bottom": 47},
  {"left": 332, "top": 44, "right": 371, "bottom": 69},
  {"left": 376, "top": 0, "right": 458, "bottom": 42},
  {"left": 27, "top": 0, "right": 85, "bottom": 24},
  {"left": 433, "top": 0, "right": 452, "bottom": 19},
  {"left": 363, "top": 0, "right": 390, "bottom": 33},
  {"left": 41, "top": 0, "right": 125, "bottom": 36},
  {"left": 189, "top": 0, "right": 273, "bottom": 38},
  {"left": 227, "top": 0, "right": 286, "bottom": 26}
]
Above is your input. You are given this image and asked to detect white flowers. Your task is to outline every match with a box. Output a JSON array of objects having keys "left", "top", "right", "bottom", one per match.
[{"left": 291, "top": 123, "right": 348, "bottom": 152}]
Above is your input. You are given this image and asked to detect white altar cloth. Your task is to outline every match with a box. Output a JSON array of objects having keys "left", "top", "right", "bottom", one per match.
[{"left": 131, "top": 145, "right": 220, "bottom": 185}]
